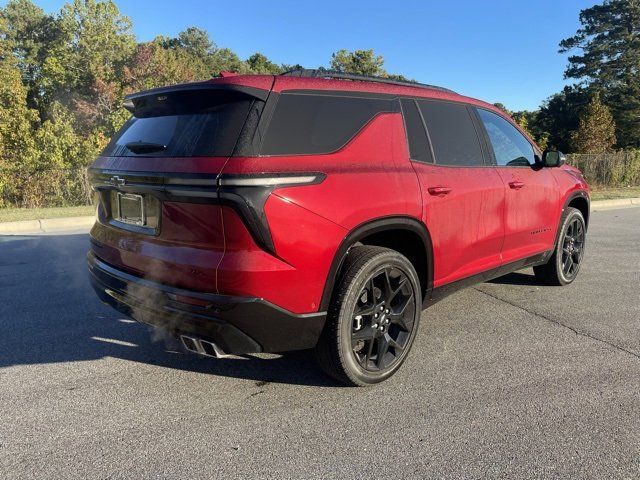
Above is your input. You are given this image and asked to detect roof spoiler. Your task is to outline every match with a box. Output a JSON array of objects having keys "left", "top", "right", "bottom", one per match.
[{"left": 123, "top": 81, "right": 270, "bottom": 112}]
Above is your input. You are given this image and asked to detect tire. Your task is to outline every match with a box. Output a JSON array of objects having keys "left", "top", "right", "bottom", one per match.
[
  {"left": 533, "top": 207, "right": 586, "bottom": 286},
  {"left": 314, "top": 246, "right": 422, "bottom": 386}
]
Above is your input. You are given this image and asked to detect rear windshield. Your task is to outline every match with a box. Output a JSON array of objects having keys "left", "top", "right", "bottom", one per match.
[{"left": 102, "top": 90, "right": 255, "bottom": 158}]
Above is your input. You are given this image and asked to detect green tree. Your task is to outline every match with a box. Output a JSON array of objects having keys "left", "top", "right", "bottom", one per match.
[
  {"left": 0, "top": 0, "right": 61, "bottom": 114},
  {"left": 174, "top": 26, "right": 214, "bottom": 58},
  {"left": 160, "top": 27, "right": 219, "bottom": 78},
  {"left": 535, "top": 85, "right": 591, "bottom": 152},
  {"left": 384, "top": 73, "right": 410, "bottom": 82},
  {"left": 0, "top": 0, "right": 138, "bottom": 206},
  {"left": 493, "top": 103, "right": 512, "bottom": 115},
  {"left": 329, "top": 48, "right": 411, "bottom": 81},
  {"left": 492, "top": 104, "right": 549, "bottom": 148},
  {"left": 280, "top": 63, "right": 303, "bottom": 72},
  {"left": 512, "top": 112, "right": 531, "bottom": 134},
  {"left": 570, "top": 93, "right": 617, "bottom": 153},
  {"left": 330, "top": 49, "right": 386, "bottom": 76},
  {"left": 246, "top": 52, "right": 282, "bottom": 74},
  {"left": 124, "top": 29, "right": 284, "bottom": 94},
  {"left": 56, "top": 0, "right": 135, "bottom": 86},
  {"left": 124, "top": 38, "right": 201, "bottom": 92},
  {"left": 33, "top": 102, "right": 91, "bottom": 170},
  {"left": 560, "top": 0, "right": 640, "bottom": 147},
  {"left": 210, "top": 47, "right": 251, "bottom": 75},
  {"left": 43, "top": 0, "right": 135, "bottom": 132},
  {"left": 0, "top": 58, "right": 37, "bottom": 162},
  {"left": 0, "top": 54, "right": 38, "bottom": 206}
]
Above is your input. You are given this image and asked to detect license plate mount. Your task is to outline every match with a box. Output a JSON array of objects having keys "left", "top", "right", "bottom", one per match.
[{"left": 116, "top": 192, "right": 145, "bottom": 226}]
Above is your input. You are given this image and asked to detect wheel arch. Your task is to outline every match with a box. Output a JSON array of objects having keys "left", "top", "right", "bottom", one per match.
[
  {"left": 319, "top": 216, "right": 433, "bottom": 311},
  {"left": 565, "top": 191, "right": 590, "bottom": 229},
  {"left": 550, "top": 190, "right": 590, "bottom": 253}
]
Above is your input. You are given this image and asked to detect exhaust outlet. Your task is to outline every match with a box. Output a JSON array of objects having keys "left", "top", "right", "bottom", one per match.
[
  {"left": 199, "top": 339, "right": 231, "bottom": 358},
  {"left": 180, "top": 335, "right": 200, "bottom": 353},
  {"left": 180, "top": 335, "right": 230, "bottom": 358}
]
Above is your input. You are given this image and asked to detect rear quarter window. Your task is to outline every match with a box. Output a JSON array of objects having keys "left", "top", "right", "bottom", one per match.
[
  {"left": 400, "top": 98, "right": 433, "bottom": 163},
  {"left": 261, "top": 93, "right": 398, "bottom": 155}
]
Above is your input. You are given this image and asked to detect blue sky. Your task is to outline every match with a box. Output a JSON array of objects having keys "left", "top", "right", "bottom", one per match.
[{"left": 19, "top": 0, "right": 595, "bottom": 111}]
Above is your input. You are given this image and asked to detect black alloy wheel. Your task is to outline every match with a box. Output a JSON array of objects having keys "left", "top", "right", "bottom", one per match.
[
  {"left": 314, "top": 246, "right": 422, "bottom": 386},
  {"left": 560, "top": 216, "right": 585, "bottom": 280},
  {"left": 534, "top": 207, "right": 587, "bottom": 286},
  {"left": 350, "top": 266, "right": 416, "bottom": 371}
]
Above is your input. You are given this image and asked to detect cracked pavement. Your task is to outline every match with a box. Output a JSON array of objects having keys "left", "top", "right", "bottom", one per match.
[{"left": 0, "top": 207, "right": 638, "bottom": 479}]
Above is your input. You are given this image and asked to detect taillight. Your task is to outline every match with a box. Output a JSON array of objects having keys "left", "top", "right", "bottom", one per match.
[
  {"left": 217, "top": 173, "right": 325, "bottom": 187},
  {"left": 217, "top": 173, "right": 325, "bottom": 254}
]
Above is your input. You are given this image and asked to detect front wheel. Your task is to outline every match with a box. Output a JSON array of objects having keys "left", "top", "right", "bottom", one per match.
[
  {"left": 314, "top": 246, "right": 422, "bottom": 386},
  {"left": 533, "top": 207, "right": 587, "bottom": 286}
]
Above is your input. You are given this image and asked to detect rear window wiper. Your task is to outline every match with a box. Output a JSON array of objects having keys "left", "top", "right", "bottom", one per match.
[{"left": 125, "top": 141, "right": 167, "bottom": 154}]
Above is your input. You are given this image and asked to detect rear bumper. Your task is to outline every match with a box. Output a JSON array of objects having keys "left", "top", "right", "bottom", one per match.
[{"left": 87, "top": 252, "right": 326, "bottom": 354}]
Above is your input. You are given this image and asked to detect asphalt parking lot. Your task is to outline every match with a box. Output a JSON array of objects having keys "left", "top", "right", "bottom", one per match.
[{"left": 0, "top": 207, "right": 638, "bottom": 479}]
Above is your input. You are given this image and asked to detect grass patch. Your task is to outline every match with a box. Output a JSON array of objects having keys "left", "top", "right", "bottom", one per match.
[
  {"left": 590, "top": 186, "right": 640, "bottom": 201},
  {"left": 0, "top": 205, "right": 95, "bottom": 223}
]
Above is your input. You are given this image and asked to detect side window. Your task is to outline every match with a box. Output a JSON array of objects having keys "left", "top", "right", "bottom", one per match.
[
  {"left": 477, "top": 108, "right": 535, "bottom": 167},
  {"left": 400, "top": 99, "right": 432, "bottom": 163},
  {"left": 417, "top": 100, "right": 484, "bottom": 166},
  {"left": 261, "top": 93, "right": 396, "bottom": 155}
]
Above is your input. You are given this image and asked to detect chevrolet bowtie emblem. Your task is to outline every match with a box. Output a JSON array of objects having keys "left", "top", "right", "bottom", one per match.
[{"left": 109, "top": 175, "right": 126, "bottom": 187}]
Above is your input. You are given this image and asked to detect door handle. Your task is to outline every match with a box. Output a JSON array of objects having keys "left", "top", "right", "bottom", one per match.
[
  {"left": 508, "top": 181, "right": 525, "bottom": 190},
  {"left": 427, "top": 186, "right": 452, "bottom": 196}
]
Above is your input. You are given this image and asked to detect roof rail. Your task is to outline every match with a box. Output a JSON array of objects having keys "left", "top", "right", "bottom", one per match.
[{"left": 280, "top": 68, "right": 456, "bottom": 94}]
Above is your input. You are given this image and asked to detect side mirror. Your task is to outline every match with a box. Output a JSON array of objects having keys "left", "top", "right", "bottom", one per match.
[{"left": 542, "top": 150, "right": 566, "bottom": 167}]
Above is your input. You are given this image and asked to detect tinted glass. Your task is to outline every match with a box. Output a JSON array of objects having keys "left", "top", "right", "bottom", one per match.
[
  {"left": 477, "top": 108, "right": 535, "bottom": 167},
  {"left": 103, "top": 90, "right": 255, "bottom": 157},
  {"left": 261, "top": 94, "right": 396, "bottom": 155},
  {"left": 401, "top": 99, "right": 432, "bottom": 163},
  {"left": 417, "top": 100, "right": 484, "bottom": 166}
]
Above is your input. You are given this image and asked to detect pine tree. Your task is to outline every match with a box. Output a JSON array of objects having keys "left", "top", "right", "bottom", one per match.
[
  {"left": 560, "top": 0, "right": 640, "bottom": 148},
  {"left": 330, "top": 49, "right": 386, "bottom": 76},
  {"left": 570, "top": 93, "right": 617, "bottom": 153}
]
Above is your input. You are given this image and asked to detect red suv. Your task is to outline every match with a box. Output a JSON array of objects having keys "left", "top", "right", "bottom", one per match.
[{"left": 88, "top": 70, "right": 589, "bottom": 385}]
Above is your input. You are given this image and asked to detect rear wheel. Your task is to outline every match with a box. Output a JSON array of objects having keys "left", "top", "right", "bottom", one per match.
[
  {"left": 533, "top": 207, "right": 586, "bottom": 286},
  {"left": 314, "top": 246, "right": 422, "bottom": 386}
]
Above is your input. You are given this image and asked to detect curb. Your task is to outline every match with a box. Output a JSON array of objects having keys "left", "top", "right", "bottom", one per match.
[
  {"left": 590, "top": 197, "right": 640, "bottom": 210},
  {"left": 0, "top": 216, "right": 95, "bottom": 235},
  {"left": 1, "top": 197, "right": 639, "bottom": 235}
]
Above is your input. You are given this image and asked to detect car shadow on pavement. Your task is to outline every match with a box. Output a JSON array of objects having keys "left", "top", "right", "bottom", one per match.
[
  {"left": 0, "top": 233, "right": 338, "bottom": 387},
  {"left": 488, "top": 271, "right": 542, "bottom": 286}
]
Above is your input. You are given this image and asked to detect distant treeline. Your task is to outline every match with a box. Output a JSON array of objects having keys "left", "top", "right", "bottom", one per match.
[{"left": 0, "top": 0, "right": 638, "bottom": 207}]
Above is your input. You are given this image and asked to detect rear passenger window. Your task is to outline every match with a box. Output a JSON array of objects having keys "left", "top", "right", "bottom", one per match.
[
  {"left": 261, "top": 93, "right": 396, "bottom": 155},
  {"left": 476, "top": 108, "right": 535, "bottom": 167},
  {"left": 401, "top": 99, "right": 432, "bottom": 163},
  {"left": 417, "top": 100, "right": 484, "bottom": 166}
]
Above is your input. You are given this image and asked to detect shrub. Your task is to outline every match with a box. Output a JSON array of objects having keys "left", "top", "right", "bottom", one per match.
[{"left": 567, "top": 151, "right": 640, "bottom": 187}]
